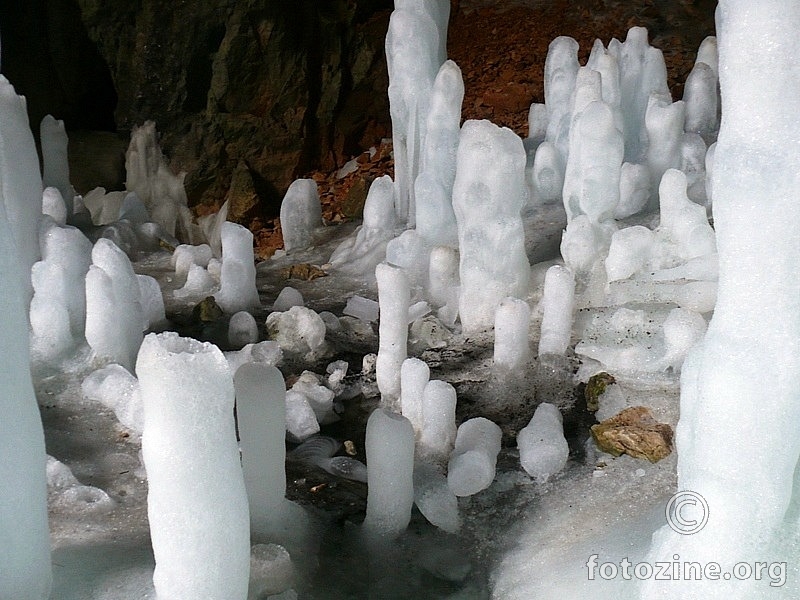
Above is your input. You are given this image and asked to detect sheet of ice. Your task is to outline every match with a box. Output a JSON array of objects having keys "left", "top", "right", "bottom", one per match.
[
  {"left": 447, "top": 417, "right": 502, "bottom": 497},
  {"left": 0, "top": 166, "right": 51, "bottom": 600},
  {"left": 81, "top": 363, "right": 144, "bottom": 433},
  {"left": 376, "top": 262, "right": 410, "bottom": 406},
  {"left": 453, "top": 120, "right": 530, "bottom": 332},
  {"left": 228, "top": 311, "right": 258, "bottom": 348},
  {"left": 517, "top": 403, "right": 568, "bottom": 483},
  {"left": 413, "top": 461, "right": 461, "bottom": 533},
  {"left": 85, "top": 238, "right": 145, "bottom": 372},
  {"left": 493, "top": 297, "right": 531, "bottom": 372},
  {"left": 0, "top": 75, "right": 44, "bottom": 304},
  {"left": 400, "top": 357, "right": 430, "bottom": 437},
  {"left": 273, "top": 286, "right": 304, "bottom": 312},
  {"left": 265, "top": 306, "right": 326, "bottom": 357},
  {"left": 418, "top": 379, "right": 457, "bottom": 461},
  {"left": 279, "top": 179, "right": 322, "bottom": 252},
  {"left": 343, "top": 295, "right": 379, "bottom": 323},
  {"left": 214, "top": 221, "right": 260, "bottom": 313},
  {"left": 538, "top": 265, "right": 575, "bottom": 356},
  {"left": 363, "top": 409, "right": 415, "bottom": 540},
  {"left": 137, "top": 332, "right": 250, "bottom": 600}
]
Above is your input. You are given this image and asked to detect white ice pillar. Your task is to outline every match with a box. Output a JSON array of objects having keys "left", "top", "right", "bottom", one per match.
[
  {"left": 538, "top": 265, "right": 575, "bottom": 356},
  {"left": 214, "top": 221, "right": 260, "bottom": 314},
  {"left": 40, "top": 115, "right": 73, "bottom": 217},
  {"left": 643, "top": 3, "right": 800, "bottom": 598},
  {"left": 447, "top": 417, "right": 502, "bottom": 497},
  {"left": 137, "top": 332, "right": 250, "bottom": 600},
  {"left": 363, "top": 408, "right": 415, "bottom": 540},
  {"left": 376, "top": 262, "right": 410, "bottom": 407},
  {"left": 0, "top": 190, "right": 51, "bottom": 600},
  {"left": 400, "top": 357, "right": 430, "bottom": 437},
  {"left": 493, "top": 297, "right": 531, "bottom": 372}
]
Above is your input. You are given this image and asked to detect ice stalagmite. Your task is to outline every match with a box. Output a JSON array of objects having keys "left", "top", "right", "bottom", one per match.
[
  {"left": 138, "top": 333, "right": 250, "bottom": 600},
  {"left": 453, "top": 120, "right": 530, "bottom": 333},
  {"left": 0, "top": 130, "right": 51, "bottom": 600},
  {"left": 214, "top": 221, "right": 260, "bottom": 314},
  {"left": 386, "top": 4, "right": 442, "bottom": 225},
  {"left": 280, "top": 178, "right": 322, "bottom": 253},
  {"left": 0, "top": 76, "right": 43, "bottom": 305},
  {"left": 376, "top": 262, "right": 410, "bottom": 406},
  {"left": 235, "top": 363, "right": 310, "bottom": 549},
  {"left": 363, "top": 408, "right": 415, "bottom": 540},
  {"left": 40, "top": 115, "right": 73, "bottom": 217},
  {"left": 642, "top": 3, "right": 800, "bottom": 598}
]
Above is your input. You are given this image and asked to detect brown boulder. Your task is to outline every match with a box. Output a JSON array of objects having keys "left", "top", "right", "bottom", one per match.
[{"left": 591, "top": 406, "right": 673, "bottom": 463}]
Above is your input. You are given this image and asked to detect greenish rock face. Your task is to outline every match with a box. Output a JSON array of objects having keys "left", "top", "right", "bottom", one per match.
[
  {"left": 584, "top": 371, "right": 615, "bottom": 412},
  {"left": 73, "top": 0, "right": 392, "bottom": 214}
]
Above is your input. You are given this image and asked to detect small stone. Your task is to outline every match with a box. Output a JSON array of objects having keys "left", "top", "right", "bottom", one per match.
[
  {"left": 344, "top": 440, "right": 357, "bottom": 456},
  {"left": 585, "top": 372, "right": 616, "bottom": 412},
  {"left": 590, "top": 406, "right": 673, "bottom": 463},
  {"left": 280, "top": 263, "right": 328, "bottom": 281},
  {"left": 192, "top": 296, "right": 224, "bottom": 322}
]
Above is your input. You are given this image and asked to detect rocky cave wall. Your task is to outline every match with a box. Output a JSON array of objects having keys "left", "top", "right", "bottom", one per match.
[{"left": 1, "top": 0, "right": 394, "bottom": 221}]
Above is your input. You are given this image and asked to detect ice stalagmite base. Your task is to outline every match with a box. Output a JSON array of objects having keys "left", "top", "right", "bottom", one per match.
[
  {"left": 642, "top": 3, "right": 800, "bottom": 598},
  {"left": 137, "top": 333, "right": 250, "bottom": 600}
]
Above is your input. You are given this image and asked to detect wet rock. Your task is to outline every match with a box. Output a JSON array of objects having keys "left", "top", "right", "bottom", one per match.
[
  {"left": 590, "top": 406, "right": 673, "bottom": 462},
  {"left": 584, "top": 372, "right": 616, "bottom": 412},
  {"left": 192, "top": 296, "right": 224, "bottom": 323}
]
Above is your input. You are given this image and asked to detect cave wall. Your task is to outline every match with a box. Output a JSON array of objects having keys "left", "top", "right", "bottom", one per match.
[{"left": 77, "top": 0, "right": 394, "bottom": 217}]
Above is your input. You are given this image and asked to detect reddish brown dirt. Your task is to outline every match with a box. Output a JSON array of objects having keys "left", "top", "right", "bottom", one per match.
[{"left": 252, "top": 0, "right": 716, "bottom": 258}]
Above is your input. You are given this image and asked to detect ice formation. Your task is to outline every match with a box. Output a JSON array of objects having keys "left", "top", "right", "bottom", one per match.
[
  {"left": 265, "top": 306, "right": 327, "bottom": 357},
  {"left": 273, "top": 286, "right": 304, "bottom": 312},
  {"left": 413, "top": 461, "right": 461, "bottom": 533},
  {"left": 399, "top": 357, "right": 430, "bottom": 437},
  {"left": 363, "top": 409, "right": 415, "bottom": 540},
  {"left": 447, "top": 417, "right": 502, "bottom": 497},
  {"left": 493, "top": 297, "right": 531, "bottom": 372},
  {"left": 81, "top": 363, "right": 144, "bottom": 433},
  {"left": 517, "top": 403, "right": 568, "bottom": 483},
  {"left": 137, "top": 332, "right": 250, "bottom": 600},
  {"left": 452, "top": 120, "right": 530, "bottom": 332},
  {"left": 85, "top": 238, "right": 145, "bottom": 372},
  {"left": 228, "top": 310, "right": 259, "bottom": 347},
  {"left": 279, "top": 179, "right": 322, "bottom": 252},
  {"left": 375, "top": 262, "right": 410, "bottom": 405},
  {"left": 235, "top": 364, "right": 310, "bottom": 548},
  {"left": 214, "top": 221, "right": 260, "bottom": 313},
  {"left": 418, "top": 379, "right": 457, "bottom": 461},
  {"left": 537, "top": 265, "right": 575, "bottom": 356},
  {"left": 643, "top": 3, "right": 800, "bottom": 598},
  {"left": 40, "top": 115, "right": 73, "bottom": 218},
  {"left": 0, "top": 92, "right": 51, "bottom": 596}
]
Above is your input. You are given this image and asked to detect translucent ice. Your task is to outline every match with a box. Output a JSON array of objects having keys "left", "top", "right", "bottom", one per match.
[
  {"left": 85, "top": 238, "right": 145, "bottom": 372},
  {"left": 172, "top": 243, "right": 213, "bottom": 277},
  {"left": 447, "top": 417, "right": 502, "bottom": 497},
  {"left": 137, "top": 333, "right": 250, "bottom": 600},
  {"left": 363, "top": 409, "right": 415, "bottom": 540},
  {"left": 279, "top": 179, "right": 322, "bottom": 252},
  {"left": 645, "top": 97, "right": 685, "bottom": 197},
  {"left": 493, "top": 297, "right": 531, "bottom": 372},
  {"left": 418, "top": 379, "right": 457, "bottom": 461},
  {"left": 413, "top": 461, "right": 461, "bottom": 533},
  {"left": 272, "top": 286, "right": 304, "bottom": 312},
  {"left": 376, "top": 262, "right": 410, "bottom": 406},
  {"left": 214, "top": 221, "right": 260, "bottom": 313},
  {"left": 517, "top": 403, "right": 568, "bottom": 483},
  {"left": 41, "top": 186, "right": 67, "bottom": 225},
  {"left": 538, "top": 266, "right": 575, "bottom": 356},
  {"left": 343, "top": 295, "right": 379, "bottom": 323},
  {"left": 453, "top": 120, "right": 530, "bottom": 332},
  {"left": 285, "top": 390, "right": 321, "bottom": 442},
  {"left": 265, "top": 306, "right": 327, "bottom": 357},
  {"left": 400, "top": 357, "right": 430, "bottom": 437},
  {"left": 224, "top": 341, "right": 283, "bottom": 374},
  {"left": 40, "top": 115, "right": 73, "bottom": 218},
  {"left": 137, "top": 274, "right": 165, "bottom": 330},
  {"left": 0, "top": 160, "right": 51, "bottom": 599},
  {"left": 228, "top": 311, "right": 259, "bottom": 348},
  {"left": 290, "top": 371, "right": 336, "bottom": 425}
]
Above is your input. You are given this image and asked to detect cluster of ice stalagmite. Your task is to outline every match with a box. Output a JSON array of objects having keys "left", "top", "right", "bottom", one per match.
[{"left": 0, "top": 75, "right": 52, "bottom": 600}]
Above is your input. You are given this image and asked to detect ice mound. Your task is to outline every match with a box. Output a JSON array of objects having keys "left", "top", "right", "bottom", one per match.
[
  {"left": 173, "top": 263, "right": 218, "bottom": 300},
  {"left": 290, "top": 371, "right": 337, "bottom": 425},
  {"left": 265, "top": 306, "right": 327, "bottom": 357},
  {"left": 447, "top": 417, "right": 502, "bottom": 497},
  {"left": 171, "top": 243, "right": 213, "bottom": 277},
  {"left": 249, "top": 544, "right": 295, "bottom": 600},
  {"left": 228, "top": 311, "right": 259, "bottom": 347},
  {"left": 224, "top": 341, "right": 283, "bottom": 374},
  {"left": 279, "top": 178, "right": 322, "bottom": 252},
  {"left": 517, "top": 403, "right": 568, "bottom": 483},
  {"left": 47, "top": 456, "right": 115, "bottom": 516},
  {"left": 214, "top": 221, "right": 260, "bottom": 314},
  {"left": 272, "top": 286, "right": 304, "bottom": 312},
  {"left": 413, "top": 461, "right": 460, "bottom": 533},
  {"left": 82, "top": 363, "right": 144, "bottom": 434}
]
